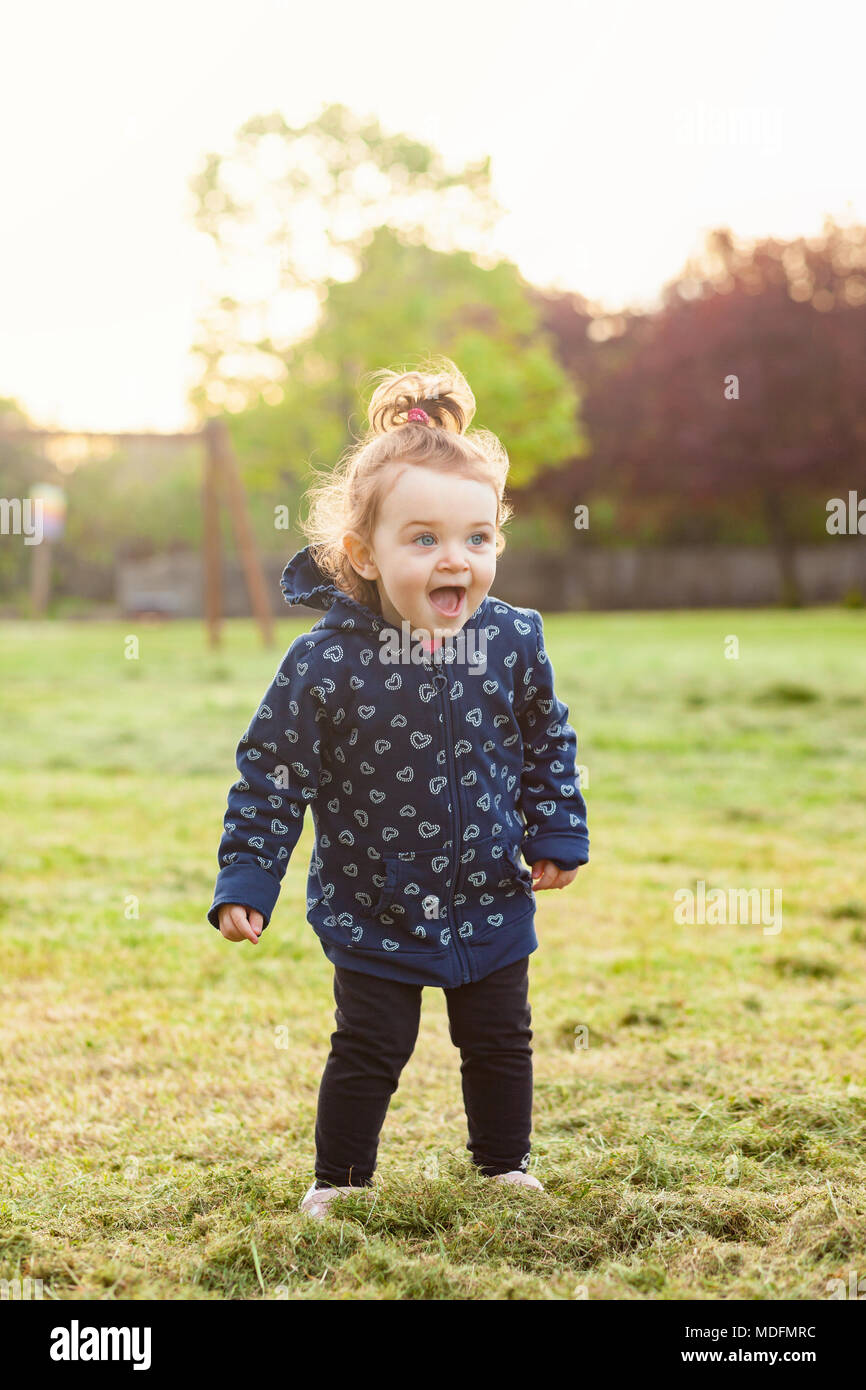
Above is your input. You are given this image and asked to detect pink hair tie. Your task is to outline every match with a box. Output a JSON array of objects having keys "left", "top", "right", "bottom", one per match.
[{"left": 407, "top": 407, "right": 430, "bottom": 423}]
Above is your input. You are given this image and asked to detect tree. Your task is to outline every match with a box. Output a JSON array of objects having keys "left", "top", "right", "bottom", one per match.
[
  {"left": 187, "top": 102, "right": 503, "bottom": 417},
  {"left": 537, "top": 218, "right": 866, "bottom": 602},
  {"left": 223, "top": 224, "right": 588, "bottom": 498}
]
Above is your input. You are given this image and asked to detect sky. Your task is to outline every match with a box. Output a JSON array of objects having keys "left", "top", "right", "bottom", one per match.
[{"left": 2, "top": 0, "right": 864, "bottom": 433}]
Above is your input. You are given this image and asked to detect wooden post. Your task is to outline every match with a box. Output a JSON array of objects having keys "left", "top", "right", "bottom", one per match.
[
  {"left": 205, "top": 418, "right": 275, "bottom": 647},
  {"left": 202, "top": 425, "right": 224, "bottom": 648},
  {"left": 29, "top": 538, "right": 53, "bottom": 617}
]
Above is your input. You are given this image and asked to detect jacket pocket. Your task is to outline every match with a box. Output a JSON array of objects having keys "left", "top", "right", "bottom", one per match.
[
  {"left": 457, "top": 834, "right": 534, "bottom": 914},
  {"left": 368, "top": 857, "right": 401, "bottom": 919},
  {"left": 503, "top": 842, "right": 535, "bottom": 900},
  {"left": 357, "top": 848, "right": 452, "bottom": 954}
]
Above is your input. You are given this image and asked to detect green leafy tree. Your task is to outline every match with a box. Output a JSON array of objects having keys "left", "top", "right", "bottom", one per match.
[
  {"left": 187, "top": 102, "right": 502, "bottom": 416},
  {"left": 225, "top": 224, "right": 588, "bottom": 500}
]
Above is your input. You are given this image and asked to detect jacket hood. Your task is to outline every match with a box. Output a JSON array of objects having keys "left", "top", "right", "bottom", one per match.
[{"left": 280, "top": 545, "right": 382, "bottom": 629}]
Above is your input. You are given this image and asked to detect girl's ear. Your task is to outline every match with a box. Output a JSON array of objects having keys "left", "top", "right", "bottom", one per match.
[{"left": 342, "top": 529, "right": 379, "bottom": 581}]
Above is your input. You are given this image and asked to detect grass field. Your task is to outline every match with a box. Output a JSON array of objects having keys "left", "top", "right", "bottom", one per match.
[{"left": 1, "top": 608, "right": 865, "bottom": 1301}]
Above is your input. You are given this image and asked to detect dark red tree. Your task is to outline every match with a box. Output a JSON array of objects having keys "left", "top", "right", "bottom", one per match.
[{"left": 533, "top": 218, "right": 866, "bottom": 602}]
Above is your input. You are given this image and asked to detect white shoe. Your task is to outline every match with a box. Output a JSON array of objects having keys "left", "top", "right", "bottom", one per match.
[
  {"left": 298, "top": 1181, "right": 373, "bottom": 1219},
  {"left": 490, "top": 1170, "right": 544, "bottom": 1191}
]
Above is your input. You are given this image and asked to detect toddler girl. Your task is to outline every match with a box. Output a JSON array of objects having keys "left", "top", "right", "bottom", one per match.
[{"left": 207, "top": 359, "right": 589, "bottom": 1217}]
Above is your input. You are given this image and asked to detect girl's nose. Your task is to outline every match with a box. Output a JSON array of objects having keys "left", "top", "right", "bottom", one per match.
[{"left": 437, "top": 542, "right": 469, "bottom": 572}]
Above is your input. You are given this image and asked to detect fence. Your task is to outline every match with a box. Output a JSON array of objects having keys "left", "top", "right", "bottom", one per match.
[{"left": 113, "top": 542, "right": 866, "bottom": 618}]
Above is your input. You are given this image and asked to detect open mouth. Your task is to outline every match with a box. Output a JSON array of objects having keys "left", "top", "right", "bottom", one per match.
[{"left": 428, "top": 585, "right": 467, "bottom": 618}]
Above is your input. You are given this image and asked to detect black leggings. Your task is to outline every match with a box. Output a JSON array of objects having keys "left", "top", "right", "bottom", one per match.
[{"left": 313, "top": 955, "right": 534, "bottom": 1187}]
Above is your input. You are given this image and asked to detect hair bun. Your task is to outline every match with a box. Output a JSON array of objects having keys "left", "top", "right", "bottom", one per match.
[{"left": 366, "top": 358, "right": 476, "bottom": 436}]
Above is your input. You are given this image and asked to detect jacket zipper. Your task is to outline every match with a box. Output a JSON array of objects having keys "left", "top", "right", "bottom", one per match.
[{"left": 433, "top": 666, "right": 471, "bottom": 985}]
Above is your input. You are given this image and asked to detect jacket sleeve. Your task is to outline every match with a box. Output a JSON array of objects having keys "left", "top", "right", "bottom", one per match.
[
  {"left": 207, "top": 634, "right": 329, "bottom": 930},
  {"left": 514, "top": 609, "right": 590, "bottom": 870}
]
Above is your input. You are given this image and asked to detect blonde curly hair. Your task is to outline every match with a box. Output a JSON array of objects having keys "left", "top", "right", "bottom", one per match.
[{"left": 300, "top": 356, "right": 513, "bottom": 612}]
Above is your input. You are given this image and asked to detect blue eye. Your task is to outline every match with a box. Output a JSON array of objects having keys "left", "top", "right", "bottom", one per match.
[{"left": 412, "top": 531, "right": 491, "bottom": 547}]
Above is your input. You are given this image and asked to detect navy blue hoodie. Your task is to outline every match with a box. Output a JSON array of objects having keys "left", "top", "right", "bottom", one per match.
[{"left": 207, "top": 546, "right": 589, "bottom": 988}]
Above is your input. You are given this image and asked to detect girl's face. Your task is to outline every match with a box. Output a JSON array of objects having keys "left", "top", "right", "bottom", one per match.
[{"left": 344, "top": 464, "right": 499, "bottom": 636}]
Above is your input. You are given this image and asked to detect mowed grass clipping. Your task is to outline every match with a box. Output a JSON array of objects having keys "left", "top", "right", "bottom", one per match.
[{"left": 0, "top": 608, "right": 865, "bottom": 1301}]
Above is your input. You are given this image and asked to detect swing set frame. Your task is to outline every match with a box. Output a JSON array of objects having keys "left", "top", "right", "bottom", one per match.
[{"left": 1, "top": 417, "right": 274, "bottom": 647}]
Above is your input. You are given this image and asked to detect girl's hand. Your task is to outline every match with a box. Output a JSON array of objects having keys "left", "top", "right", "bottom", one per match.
[
  {"left": 217, "top": 903, "right": 264, "bottom": 944},
  {"left": 531, "top": 861, "right": 580, "bottom": 891}
]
